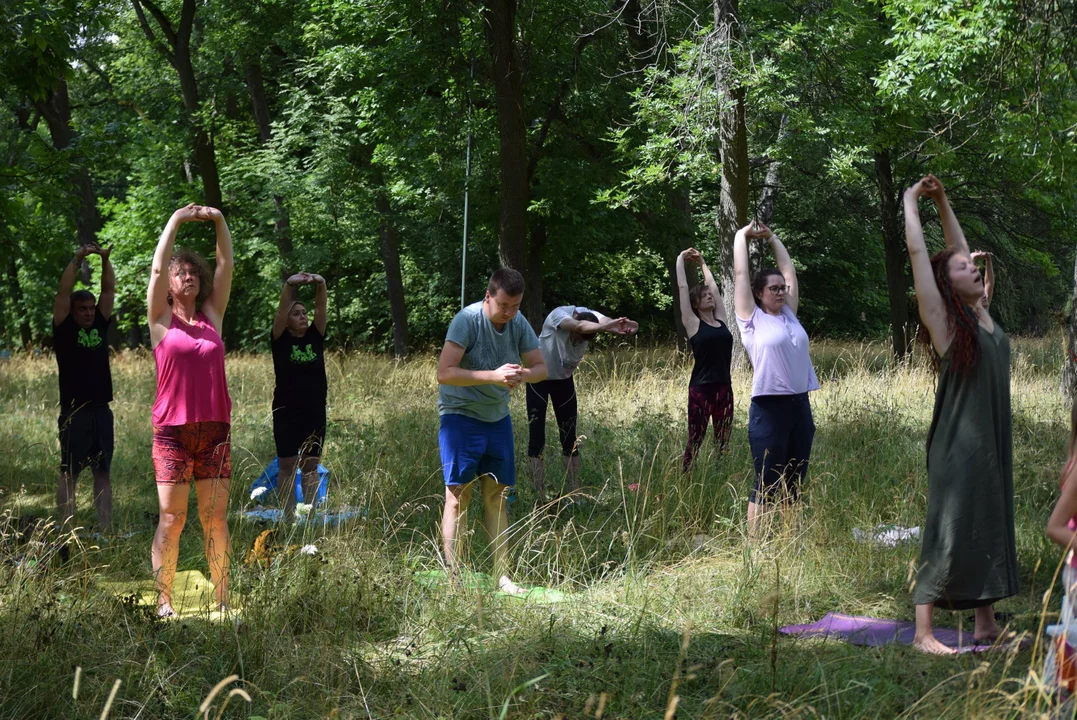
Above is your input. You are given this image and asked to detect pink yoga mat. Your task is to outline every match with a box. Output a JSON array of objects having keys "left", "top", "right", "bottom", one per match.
[{"left": 780, "top": 612, "right": 993, "bottom": 653}]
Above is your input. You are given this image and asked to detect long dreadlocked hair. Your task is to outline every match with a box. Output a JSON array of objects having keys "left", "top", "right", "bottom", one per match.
[{"left": 916, "top": 248, "right": 981, "bottom": 375}]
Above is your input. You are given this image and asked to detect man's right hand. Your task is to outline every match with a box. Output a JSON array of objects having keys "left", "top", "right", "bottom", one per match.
[{"left": 491, "top": 363, "right": 523, "bottom": 388}]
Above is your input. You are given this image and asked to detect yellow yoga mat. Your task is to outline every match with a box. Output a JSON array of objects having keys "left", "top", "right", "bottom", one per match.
[{"left": 101, "top": 570, "right": 238, "bottom": 620}]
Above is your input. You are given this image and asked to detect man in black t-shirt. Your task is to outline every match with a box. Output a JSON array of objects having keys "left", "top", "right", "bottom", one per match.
[
  {"left": 271, "top": 272, "right": 329, "bottom": 517},
  {"left": 53, "top": 243, "right": 116, "bottom": 533}
]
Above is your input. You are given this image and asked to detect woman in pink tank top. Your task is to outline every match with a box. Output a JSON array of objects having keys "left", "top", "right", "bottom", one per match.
[{"left": 147, "top": 203, "right": 235, "bottom": 617}]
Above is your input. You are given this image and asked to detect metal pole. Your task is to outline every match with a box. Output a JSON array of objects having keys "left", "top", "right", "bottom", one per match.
[{"left": 460, "top": 55, "right": 474, "bottom": 309}]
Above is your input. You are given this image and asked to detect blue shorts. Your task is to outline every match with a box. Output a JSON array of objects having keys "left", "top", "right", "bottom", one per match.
[{"left": 439, "top": 413, "right": 515, "bottom": 487}]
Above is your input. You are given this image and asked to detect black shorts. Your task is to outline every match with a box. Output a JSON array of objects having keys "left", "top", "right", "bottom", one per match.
[
  {"left": 272, "top": 403, "right": 326, "bottom": 458},
  {"left": 59, "top": 405, "right": 114, "bottom": 477}
]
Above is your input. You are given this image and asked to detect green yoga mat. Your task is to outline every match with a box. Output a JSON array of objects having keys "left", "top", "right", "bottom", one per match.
[{"left": 413, "top": 569, "right": 567, "bottom": 604}]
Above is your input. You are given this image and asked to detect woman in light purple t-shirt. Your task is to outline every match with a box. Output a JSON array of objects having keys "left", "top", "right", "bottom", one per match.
[{"left": 732, "top": 221, "right": 820, "bottom": 534}]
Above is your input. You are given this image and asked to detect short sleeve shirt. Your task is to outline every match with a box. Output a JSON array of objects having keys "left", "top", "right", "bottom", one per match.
[
  {"left": 736, "top": 305, "right": 820, "bottom": 397},
  {"left": 272, "top": 326, "right": 328, "bottom": 408},
  {"left": 538, "top": 306, "right": 606, "bottom": 381},
  {"left": 437, "top": 301, "right": 540, "bottom": 422},
  {"left": 54, "top": 310, "right": 113, "bottom": 412}
]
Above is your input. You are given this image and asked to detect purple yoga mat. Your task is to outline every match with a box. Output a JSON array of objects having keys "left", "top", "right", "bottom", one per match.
[{"left": 780, "top": 612, "right": 993, "bottom": 653}]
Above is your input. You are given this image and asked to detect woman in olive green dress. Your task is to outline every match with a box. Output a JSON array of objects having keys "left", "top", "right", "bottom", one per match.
[{"left": 904, "top": 175, "right": 1017, "bottom": 655}]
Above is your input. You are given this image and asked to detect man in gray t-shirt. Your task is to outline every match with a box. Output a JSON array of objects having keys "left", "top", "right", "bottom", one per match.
[
  {"left": 528, "top": 306, "right": 637, "bottom": 500},
  {"left": 436, "top": 268, "right": 547, "bottom": 595}
]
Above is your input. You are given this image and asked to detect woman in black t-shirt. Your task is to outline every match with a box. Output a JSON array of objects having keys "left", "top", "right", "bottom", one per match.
[
  {"left": 272, "top": 272, "right": 329, "bottom": 517},
  {"left": 675, "top": 248, "right": 735, "bottom": 473}
]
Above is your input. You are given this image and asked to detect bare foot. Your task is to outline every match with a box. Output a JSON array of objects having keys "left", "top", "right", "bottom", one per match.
[
  {"left": 497, "top": 575, "right": 527, "bottom": 596},
  {"left": 913, "top": 633, "right": 957, "bottom": 655},
  {"left": 974, "top": 622, "right": 1003, "bottom": 644},
  {"left": 157, "top": 602, "right": 176, "bottom": 618}
]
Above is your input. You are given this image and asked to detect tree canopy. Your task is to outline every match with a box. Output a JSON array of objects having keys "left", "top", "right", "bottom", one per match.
[{"left": 2, "top": 0, "right": 1075, "bottom": 354}]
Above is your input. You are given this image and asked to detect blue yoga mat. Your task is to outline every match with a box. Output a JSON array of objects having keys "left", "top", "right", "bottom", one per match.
[{"left": 250, "top": 457, "right": 329, "bottom": 504}]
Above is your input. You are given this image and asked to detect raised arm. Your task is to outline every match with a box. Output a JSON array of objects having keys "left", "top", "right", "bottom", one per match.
[
  {"left": 272, "top": 274, "right": 301, "bottom": 340},
  {"left": 97, "top": 246, "right": 116, "bottom": 320},
  {"left": 200, "top": 207, "right": 234, "bottom": 332},
  {"left": 148, "top": 205, "right": 198, "bottom": 336},
  {"left": 54, "top": 244, "right": 93, "bottom": 325},
  {"left": 733, "top": 227, "right": 756, "bottom": 321},
  {"left": 698, "top": 254, "right": 727, "bottom": 324},
  {"left": 763, "top": 227, "right": 799, "bottom": 315},
  {"left": 1047, "top": 459, "right": 1077, "bottom": 552},
  {"left": 311, "top": 274, "right": 328, "bottom": 334},
  {"left": 675, "top": 250, "right": 701, "bottom": 337},
  {"left": 924, "top": 175, "right": 969, "bottom": 257},
  {"left": 905, "top": 178, "right": 950, "bottom": 356}
]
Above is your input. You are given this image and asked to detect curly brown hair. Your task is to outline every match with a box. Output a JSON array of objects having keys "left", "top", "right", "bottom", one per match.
[
  {"left": 168, "top": 249, "right": 213, "bottom": 307},
  {"left": 916, "top": 248, "right": 981, "bottom": 375}
]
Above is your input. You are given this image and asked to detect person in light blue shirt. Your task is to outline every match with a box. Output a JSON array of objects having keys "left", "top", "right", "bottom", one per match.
[{"left": 436, "top": 268, "right": 547, "bottom": 594}]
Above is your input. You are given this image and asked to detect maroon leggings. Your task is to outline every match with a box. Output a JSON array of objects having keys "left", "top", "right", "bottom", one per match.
[{"left": 682, "top": 383, "right": 734, "bottom": 473}]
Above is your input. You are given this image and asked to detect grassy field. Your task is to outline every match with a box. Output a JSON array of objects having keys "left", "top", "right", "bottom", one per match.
[{"left": 0, "top": 336, "right": 1072, "bottom": 719}]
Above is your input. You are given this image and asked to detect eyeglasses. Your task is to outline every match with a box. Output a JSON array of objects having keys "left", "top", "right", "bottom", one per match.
[{"left": 766, "top": 284, "right": 789, "bottom": 294}]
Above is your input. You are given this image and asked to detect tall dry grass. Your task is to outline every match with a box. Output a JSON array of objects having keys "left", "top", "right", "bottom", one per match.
[{"left": 0, "top": 335, "right": 1071, "bottom": 718}]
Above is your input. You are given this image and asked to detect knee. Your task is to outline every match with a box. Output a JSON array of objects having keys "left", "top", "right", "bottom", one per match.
[
  {"left": 483, "top": 482, "right": 508, "bottom": 506},
  {"left": 159, "top": 510, "right": 187, "bottom": 533},
  {"left": 445, "top": 486, "right": 470, "bottom": 512}
]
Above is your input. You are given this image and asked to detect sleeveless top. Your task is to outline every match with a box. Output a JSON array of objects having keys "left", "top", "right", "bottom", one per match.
[
  {"left": 913, "top": 322, "right": 1017, "bottom": 608},
  {"left": 152, "top": 311, "right": 232, "bottom": 426},
  {"left": 688, "top": 320, "right": 733, "bottom": 387}
]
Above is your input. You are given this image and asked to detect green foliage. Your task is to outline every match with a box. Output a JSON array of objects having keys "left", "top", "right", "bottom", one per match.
[{"left": 0, "top": 0, "right": 1075, "bottom": 350}]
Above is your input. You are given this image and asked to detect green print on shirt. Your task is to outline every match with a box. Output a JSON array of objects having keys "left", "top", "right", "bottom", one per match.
[
  {"left": 290, "top": 344, "right": 317, "bottom": 364},
  {"left": 78, "top": 328, "right": 103, "bottom": 348}
]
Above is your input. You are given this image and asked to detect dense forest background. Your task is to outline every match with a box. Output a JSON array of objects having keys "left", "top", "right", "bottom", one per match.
[{"left": 2, "top": 0, "right": 1075, "bottom": 355}]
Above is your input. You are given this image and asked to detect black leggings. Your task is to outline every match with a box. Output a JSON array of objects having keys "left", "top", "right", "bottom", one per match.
[{"left": 526, "top": 377, "right": 579, "bottom": 458}]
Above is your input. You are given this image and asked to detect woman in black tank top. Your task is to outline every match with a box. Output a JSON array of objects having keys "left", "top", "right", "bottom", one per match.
[{"left": 676, "top": 248, "right": 735, "bottom": 472}]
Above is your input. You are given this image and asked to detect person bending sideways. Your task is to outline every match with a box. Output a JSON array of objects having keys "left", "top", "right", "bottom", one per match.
[
  {"left": 527, "top": 304, "right": 637, "bottom": 500},
  {"left": 147, "top": 204, "right": 235, "bottom": 617},
  {"left": 53, "top": 242, "right": 116, "bottom": 534},
  {"left": 1046, "top": 402, "right": 1077, "bottom": 690},
  {"left": 676, "top": 247, "right": 734, "bottom": 474},
  {"left": 271, "top": 272, "right": 329, "bottom": 519},
  {"left": 905, "top": 175, "right": 1017, "bottom": 655},
  {"left": 437, "top": 268, "right": 548, "bottom": 595},
  {"left": 732, "top": 222, "right": 820, "bottom": 534},
  {"left": 971, "top": 250, "right": 994, "bottom": 310}
]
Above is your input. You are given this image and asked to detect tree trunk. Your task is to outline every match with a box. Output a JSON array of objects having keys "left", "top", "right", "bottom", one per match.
[
  {"left": 712, "top": 0, "right": 750, "bottom": 362},
  {"left": 873, "top": 148, "right": 910, "bottom": 359},
  {"left": 524, "top": 217, "right": 546, "bottom": 332},
  {"left": 245, "top": 60, "right": 293, "bottom": 275},
  {"left": 34, "top": 76, "right": 102, "bottom": 254},
  {"left": 374, "top": 190, "right": 409, "bottom": 358},
  {"left": 6, "top": 259, "right": 30, "bottom": 348},
  {"left": 173, "top": 42, "right": 222, "bottom": 210},
  {"left": 668, "top": 186, "right": 696, "bottom": 348},
  {"left": 132, "top": 0, "right": 222, "bottom": 209},
  {"left": 482, "top": 0, "right": 529, "bottom": 272},
  {"left": 756, "top": 113, "right": 789, "bottom": 225},
  {"left": 1063, "top": 247, "right": 1077, "bottom": 403}
]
